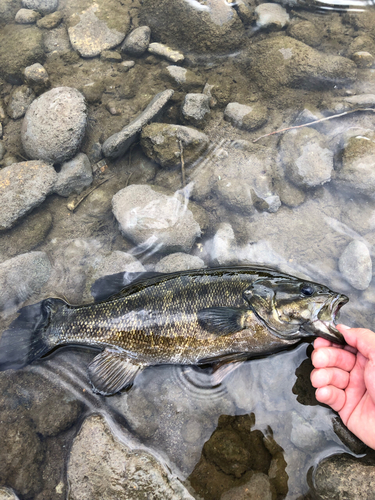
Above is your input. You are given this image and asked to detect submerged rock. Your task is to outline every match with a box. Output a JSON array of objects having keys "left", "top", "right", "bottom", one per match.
[
  {"left": 140, "top": 123, "right": 209, "bottom": 168},
  {"left": 338, "top": 240, "right": 372, "bottom": 290},
  {"left": 22, "top": 0, "right": 58, "bottom": 15},
  {"left": 54, "top": 153, "right": 93, "bottom": 197},
  {"left": 112, "top": 184, "right": 201, "bottom": 253},
  {"left": 0, "top": 251, "right": 51, "bottom": 310},
  {"left": 103, "top": 89, "right": 174, "bottom": 159},
  {"left": 0, "top": 160, "right": 57, "bottom": 230},
  {"left": 255, "top": 3, "right": 289, "bottom": 31},
  {"left": 279, "top": 128, "right": 333, "bottom": 188},
  {"left": 21, "top": 87, "right": 87, "bottom": 164},
  {"left": 6, "top": 85, "right": 35, "bottom": 120},
  {"left": 68, "top": 9, "right": 126, "bottom": 58},
  {"left": 155, "top": 252, "right": 205, "bottom": 272},
  {"left": 148, "top": 42, "right": 184, "bottom": 63},
  {"left": 287, "top": 20, "right": 321, "bottom": 47},
  {"left": 224, "top": 102, "right": 268, "bottom": 132},
  {"left": 165, "top": 66, "right": 204, "bottom": 91},
  {"left": 181, "top": 93, "right": 211, "bottom": 127},
  {"left": 15, "top": 8, "right": 41, "bottom": 23},
  {"left": 67, "top": 414, "right": 194, "bottom": 500},
  {"left": 121, "top": 25, "right": 151, "bottom": 56},
  {"left": 24, "top": 63, "right": 49, "bottom": 94}
]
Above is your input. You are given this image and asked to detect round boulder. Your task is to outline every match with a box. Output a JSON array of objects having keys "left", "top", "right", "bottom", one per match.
[{"left": 21, "top": 87, "right": 87, "bottom": 164}]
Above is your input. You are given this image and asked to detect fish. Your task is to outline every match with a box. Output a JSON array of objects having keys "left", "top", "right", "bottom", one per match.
[{"left": 0, "top": 266, "right": 348, "bottom": 395}]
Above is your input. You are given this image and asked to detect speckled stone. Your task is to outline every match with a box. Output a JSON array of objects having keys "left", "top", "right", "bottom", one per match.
[{"left": 15, "top": 8, "right": 41, "bottom": 23}]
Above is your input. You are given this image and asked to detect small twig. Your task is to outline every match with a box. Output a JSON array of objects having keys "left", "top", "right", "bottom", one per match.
[
  {"left": 125, "top": 171, "right": 133, "bottom": 187},
  {"left": 67, "top": 175, "right": 114, "bottom": 212},
  {"left": 253, "top": 107, "right": 375, "bottom": 143},
  {"left": 179, "top": 139, "right": 186, "bottom": 188}
]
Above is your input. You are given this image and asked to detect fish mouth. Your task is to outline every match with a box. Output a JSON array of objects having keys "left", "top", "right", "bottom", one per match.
[{"left": 303, "top": 293, "right": 349, "bottom": 345}]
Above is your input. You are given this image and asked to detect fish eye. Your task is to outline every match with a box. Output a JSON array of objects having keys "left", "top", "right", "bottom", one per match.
[{"left": 300, "top": 284, "right": 315, "bottom": 296}]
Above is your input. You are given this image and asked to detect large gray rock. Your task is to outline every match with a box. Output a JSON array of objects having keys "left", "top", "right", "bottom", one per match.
[
  {"left": 67, "top": 414, "right": 194, "bottom": 500},
  {"left": 279, "top": 128, "right": 333, "bottom": 188},
  {"left": 22, "top": 0, "right": 58, "bottom": 15},
  {"left": 248, "top": 36, "right": 357, "bottom": 95},
  {"left": 0, "top": 251, "right": 51, "bottom": 310},
  {"left": 112, "top": 184, "right": 201, "bottom": 253},
  {"left": 68, "top": 9, "right": 125, "bottom": 58},
  {"left": 140, "top": 0, "right": 246, "bottom": 53},
  {"left": 21, "top": 87, "right": 87, "bottom": 164},
  {"left": 103, "top": 89, "right": 174, "bottom": 159},
  {"left": 338, "top": 240, "right": 372, "bottom": 290},
  {"left": 141, "top": 123, "right": 209, "bottom": 168},
  {"left": 309, "top": 453, "right": 375, "bottom": 500},
  {"left": 0, "top": 160, "right": 57, "bottom": 230},
  {"left": 54, "top": 153, "right": 93, "bottom": 197}
]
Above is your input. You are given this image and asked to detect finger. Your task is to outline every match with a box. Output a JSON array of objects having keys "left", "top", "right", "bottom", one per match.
[
  {"left": 313, "top": 337, "right": 334, "bottom": 349},
  {"left": 337, "top": 325, "right": 375, "bottom": 360},
  {"left": 311, "top": 346, "right": 356, "bottom": 372},
  {"left": 315, "top": 385, "right": 346, "bottom": 412},
  {"left": 310, "top": 367, "right": 349, "bottom": 390}
]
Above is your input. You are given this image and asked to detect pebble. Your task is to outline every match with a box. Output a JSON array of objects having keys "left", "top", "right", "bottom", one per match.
[
  {"left": 121, "top": 25, "right": 151, "bottom": 57},
  {"left": 68, "top": 10, "right": 125, "bottom": 58},
  {"left": 0, "top": 251, "right": 51, "bottom": 310},
  {"left": 224, "top": 102, "right": 268, "bottom": 131},
  {"left": 36, "top": 9, "right": 63, "bottom": 29},
  {"left": 24, "top": 63, "right": 49, "bottom": 93},
  {"left": 0, "top": 160, "right": 57, "bottom": 230},
  {"left": 166, "top": 65, "right": 204, "bottom": 91},
  {"left": 279, "top": 128, "right": 333, "bottom": 188},
  {"left": 6, "top": 85, "right": 35, "bottom": 119},
  {"left": 118, "top": 60, "right": 135, "bottom": 72},
  {"left": 100, "top": 50, "right": 122, "bottom": 63},
  {"left": 255, "top": 3, "right": 290, "bottom": 31},
  {"left": 21, "top": 0, "right": 58, "bottom": 15},
  {"left": 102, "top": 89, "right": 174, "bottom": 159},
  {"left": 67, "top": 414, "right": 194, "bottom": 500},
  {"left": 54, "top": 153, "right": 93, "bottom": 197},
  {"left": 21, "top": 87, "right": 87, "bottom": 163},
  {"left": 155, "top": 253, "right": 205, "bottom": 272},
  {"left": 181, "top": 93, "right": 210, "bottom": 127},
  {"left": 15, "top": 8, "right": 41, "bottom": 24},
  {"left": 338, "top": 240, "right": 372, "bottom": 290},
  {"left": 148, "top": 42, "right": 184, "bottom": 63},
  {"left": 140, "top": 123, "right": 209, "bottom": 168},
  {"left": 352, "top": 51, "right": 374, "bottom": 68},
  {"left": 112, "top": 184, "right": 201, "bottom": 254}
]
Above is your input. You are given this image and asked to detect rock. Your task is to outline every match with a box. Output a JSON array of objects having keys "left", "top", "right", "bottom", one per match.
[
  {"left": 15, "top": 8, "right": 41, "bottom": 23},
  {"left": 155, "top": 252, "right": 205, "bottom": 272},
  {"left": 100, "top": 50, "right": 122, "bottom": 63},
  {"left": 0, "top": 161, "right": 57, "bottom": 230},
  {"left": 0, "top": 487, "right": 20, "bottom": 500},
  {"left": 102, "top": 89, "right": 174, "bottom": 159},
  {"left": 54, "top": 153, "right": 93, "bottom": 197},
  {"left": 0, "top": 210, "right": 52, "bottom": 261},
  {"left": 221, "top": 473, "right": 274, "bottom": 500},
  {"left": 347, "top": 35, "right": 375, "bottom": 58},
  {"left": 67, "top": 414, "right": 194, "bottom": 500},
  {"left": 352, "top": 51, "right": 374, "bottom": 68},
  {"left": 255, "top": 3, "right": 289, "bottom": 31},
  {"left": 0, "top": 25, "right": 44, "bottom": 84},
  {"left": 224, "top": 102, "right": 268, "bottom": 132},
  {"left": 165, "top": 66, "right": 204, "bottom": 91},
  {"left": 148, "top": 42, "right": 184, "bottom": 63},
  {"left": 335, "top": 133, "right": 375, "bottom": 198},
  {"left": 6, "top": 85, "right": 35, "bottom": 119},
  {"left": 140, "top": 123, "right": 209, "bottom": 168},
  {"left": 208, "top": 223, "right": 237, "bottom": 266},
  {"left": 287, "top": 21, "right": 321, "bottom": 47},
  {"left": 68, "top": 9, "right": 125, "bottom": 58},
  {"left": 181, "top": 93, "right": 211, "bottom": 127},
  {"left": 0, "top": 0, "right": 22, "bottom": 25},
  {"left": 338, "top": 240, "right": 372, "bottom": 290},
  {"left": 118, "top": 60, "right": 135, "bottom": 72},
  {"left": 36, "top": 9, "right": 63, "bottom": 28},
  {"left": 290, "top": 412, "right": 327, "bottom": 453},
  {"left": 21, "top": 87, "right": 87, "bottom": 164},
  {"left": 90, "top": 251, "right": 145, "bottom": 284},
  {"left": 24, "top": 63, "right": 49, "bottom": 93},
  {"left": 22, "top": 0, "right": 58, "bottom": 15},
  {"left": 309, "top": 453, "right": 375, "bottom": 500},
  {"left": 121, "top": 25, "right": 151, "bottom": 56},
  {"left": 0, "top": 251, "right": 51, "bottom": 310},
  {"left": 112, "top": 184, "right": 201, "bottom": 253},
  {"left": 248, "top": 36, "right": 357, "bottom": 95},
  {"left": 140, "top": 0, "right": 246, "bottom": 53},
  {"left": 279, "top": 128, "right": 333, "bottom": 188},
  {"left": 43, "top": 25, "right": 72, "bottom": 54}
]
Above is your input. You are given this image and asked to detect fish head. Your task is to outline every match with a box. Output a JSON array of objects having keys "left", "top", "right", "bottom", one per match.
[{"left": 243, "top": 277, "right": 348, "bottom": 344}]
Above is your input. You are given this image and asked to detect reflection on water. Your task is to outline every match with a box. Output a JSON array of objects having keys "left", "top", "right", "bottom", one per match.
[{"left": 1, "top": 0, "right": 375, "bottom": 497}]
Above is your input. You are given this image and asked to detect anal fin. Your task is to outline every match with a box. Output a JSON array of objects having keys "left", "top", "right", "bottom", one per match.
[{"left": 87, "top": 348, "right": 145, "bottom": 396}]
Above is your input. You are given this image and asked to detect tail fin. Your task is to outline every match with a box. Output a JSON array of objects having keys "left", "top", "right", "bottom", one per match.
[{"left": 0, "top": 298, "right": 65, "bottom": 371}]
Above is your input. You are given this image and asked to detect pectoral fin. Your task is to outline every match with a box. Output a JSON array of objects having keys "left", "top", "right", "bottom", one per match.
[
  {"left": 87, "top": 348, "right": 145, "bottom": 395},
  {"left": 197, "top": 307, "right": 247, "bottom": 336}
]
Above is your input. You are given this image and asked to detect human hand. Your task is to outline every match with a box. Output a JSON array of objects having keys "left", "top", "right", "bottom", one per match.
[{"left": 310, "top": 324, "right": 375, "bottom": 450}]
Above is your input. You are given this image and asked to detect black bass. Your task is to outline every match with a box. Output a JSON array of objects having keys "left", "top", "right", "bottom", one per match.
[{"left": 0, "top": 266, "right": 348, "bottom": 395}]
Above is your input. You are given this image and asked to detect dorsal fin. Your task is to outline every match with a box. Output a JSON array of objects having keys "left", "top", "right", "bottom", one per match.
[
  {"left": 90, "top": 271, "right": 163, "bottom": 302},
  {"left": 87, "top": 348, "right": 145, "bottom": 395}
]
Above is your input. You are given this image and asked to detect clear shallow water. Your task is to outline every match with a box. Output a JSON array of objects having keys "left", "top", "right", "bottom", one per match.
[{"left": 1, "top": 0, "right": 375, "bottom": 498}]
